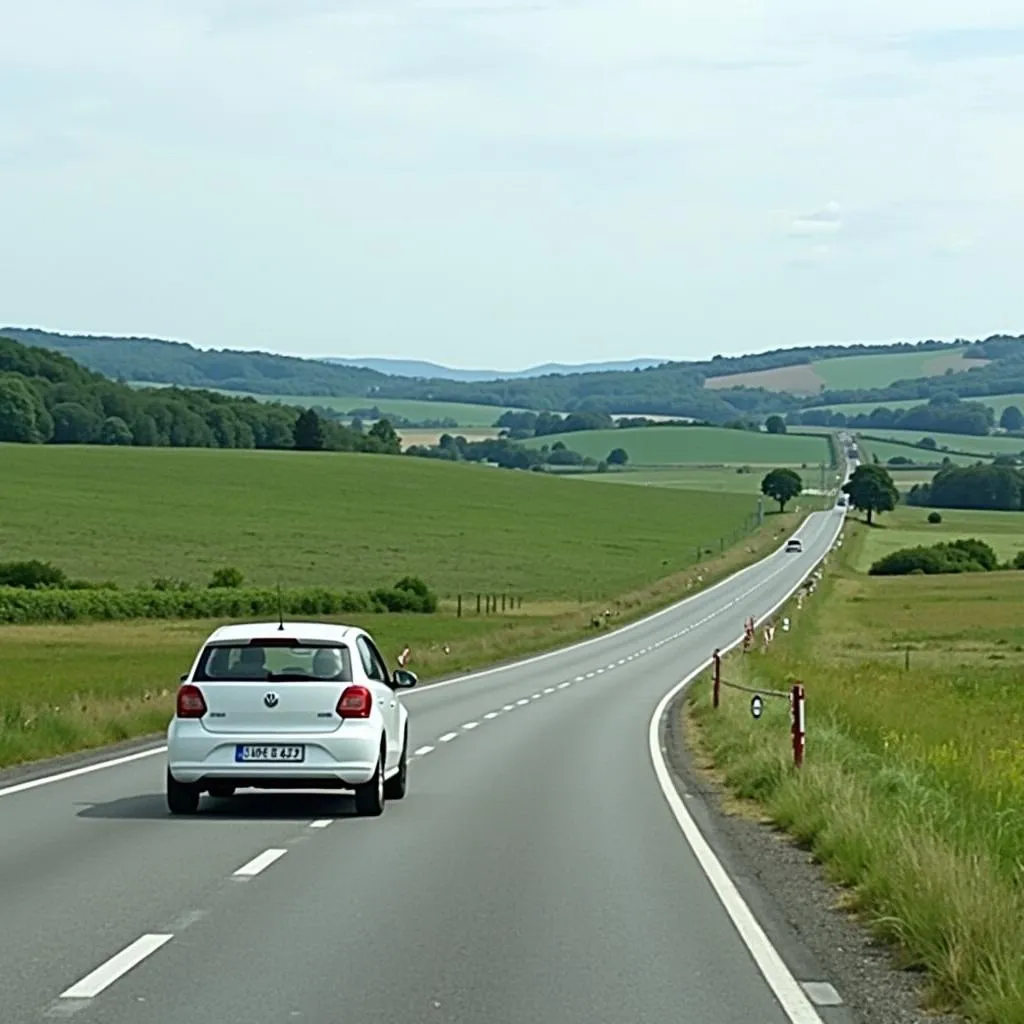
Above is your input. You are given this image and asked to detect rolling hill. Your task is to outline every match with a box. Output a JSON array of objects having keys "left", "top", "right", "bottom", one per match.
[{"left": 321, "top": 356, "right": 664, "bottom": 381}]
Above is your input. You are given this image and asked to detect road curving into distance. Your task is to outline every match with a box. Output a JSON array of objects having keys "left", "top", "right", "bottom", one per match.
[{"left": 0, "top": 504, "right": 854, "bottom": 1024}]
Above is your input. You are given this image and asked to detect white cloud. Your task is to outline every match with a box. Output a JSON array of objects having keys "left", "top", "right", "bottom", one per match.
[{"left": 0, "top": 0, "right": 1021, "bottom": 365}]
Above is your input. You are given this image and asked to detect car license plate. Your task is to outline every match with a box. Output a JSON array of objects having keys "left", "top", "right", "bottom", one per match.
[{"left": 235, "top": 744, "right": 305, "bottom": 763}]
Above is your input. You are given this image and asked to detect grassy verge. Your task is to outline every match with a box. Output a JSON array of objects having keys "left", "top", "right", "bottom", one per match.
[
  {"left": 0, "top": 508, "right": 812, "bottom": 770},
  {"left": 685, "top": 514, "right": 1024, "bottom": 1023}
]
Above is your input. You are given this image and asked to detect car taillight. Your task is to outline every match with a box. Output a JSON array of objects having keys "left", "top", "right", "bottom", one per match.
[
  {"left": 336, "top": 685, "right": 372, "bottom": 719},
  {"left": 176, "top": 684, "right": 207, "bottom": 718}
]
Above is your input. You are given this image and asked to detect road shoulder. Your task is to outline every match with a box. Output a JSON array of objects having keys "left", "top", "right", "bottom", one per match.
[{"left": 661, "top": 691, "right": 964, "bottom": 1024}]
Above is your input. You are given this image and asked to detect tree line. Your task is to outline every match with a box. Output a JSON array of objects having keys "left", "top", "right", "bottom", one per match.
[
  {"left": 0, "top": 337, "right": 401, "bottom": 453},
  {"left": 906, "top": 464, "right": 1024, "bottom": 512}
]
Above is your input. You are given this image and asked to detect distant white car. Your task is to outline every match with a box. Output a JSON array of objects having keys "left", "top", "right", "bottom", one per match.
[
  {"left": 165, "top": 621, "right": 417, "bottom": 817},
  {"left": 784, "top": 538, "right": 803, "bottom": 553}
]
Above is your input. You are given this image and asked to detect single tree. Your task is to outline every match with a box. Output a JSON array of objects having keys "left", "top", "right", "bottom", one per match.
[
  {"left": 842, "top": 463, "right": 899, "bottom": 525},
  {"left": 293, "top": 408, "right": 326, "bottom": 451},
  {"left": 606, "top": 447, "right": 629, "bottom": 466},
  {"left": 367, "top": 418, "right": 402, "bottom": 454},
  {"left": 999, "top": 405, "right": 1023, "bottom": 432},
  {"left": 760, "top": 467, "right": 803, "bottom": 512},
  {"left": 764, "top": 415, "right": 787, "bottom": 435}
]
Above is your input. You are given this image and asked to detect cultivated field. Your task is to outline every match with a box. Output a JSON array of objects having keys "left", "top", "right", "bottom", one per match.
[
  {"left": 800, "top": 392, "right": 1024, "bottom": 419},
  {"left": 0, "top": 445, "right": 757, "bottom": 599},
  {"left": 704, "top": 349, "right": 984, "bottom": 395},
  {"left": 523, "top": 426, "right": 832, "bottom": 466},
  {"left": 570, "top": 465, "right": 838, "bottom": 496},
  {"left": 687, "top": 510, "right": 1024, "bottom": 1024},
  {"left": 215, "top": 390, "right": 523, "bottom": 427}
]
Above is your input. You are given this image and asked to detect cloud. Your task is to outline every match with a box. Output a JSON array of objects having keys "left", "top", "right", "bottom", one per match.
[
  {"left": 788, "top": 202, "right": 843, "bottom": 237},
  {"left": 0, "top": 1, "right": 1022, "bottom": 364}
]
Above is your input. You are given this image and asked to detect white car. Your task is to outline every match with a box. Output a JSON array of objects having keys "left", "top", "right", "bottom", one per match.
[
  {"left": 165, "top": 621, "right": 417, "bottom": 817},
  {"left": 784, "top": 538, "right": 803, "bottom": 553}
]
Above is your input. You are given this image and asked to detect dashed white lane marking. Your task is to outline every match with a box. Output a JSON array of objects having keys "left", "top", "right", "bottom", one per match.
[
  {"left": 575, "top": 675, "right": 585, "bottom": 681},
  {"left": 414, "top": 745, "right": 435, "bottom": 756},
  {"left": 233, "top": 848, "right": 287, "bottom": 878},
  {"left": 484, "top": 712, "right": 499, "bottom": 720},
  {"left": 462, "top": 722, "right": 479, "bottom": 730},
  {"left": 439, "top": 732, "right": 458, "bottom": 743},
  {"left": 516, "top": 698, "right": 529, "bottom": 706},
  {"left": 309, "top": 819, "right": 333, "bottom": 829},
  {"left": 503, "top": 703, "right": 516, "bottom": 711},
  {"left": 531, "top": 693, "right": 542, "bottom": 700},
  {"left": 543, "top": 687, "right": 555, "bottom": 694},
  {"left": 60, "top": 934, "right": 174, "bottom": 999},
  {"left": 558, "top": 682, "right": 571, "bottom": 689}
]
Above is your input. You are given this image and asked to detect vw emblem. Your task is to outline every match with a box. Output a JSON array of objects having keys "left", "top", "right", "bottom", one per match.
[{"left": 263, "top": 692, "right": 279, "bottom": 708}]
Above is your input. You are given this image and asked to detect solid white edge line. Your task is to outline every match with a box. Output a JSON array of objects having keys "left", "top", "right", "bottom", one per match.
[
  {"left": 232, "top": 848, "right": 287, "bottom": 877},
  {"left": 0, "top": 745, "right": 167, "bottom": 799},
  {"left": 647, "top": 513, "right": 843, "bottom": 1024},
  {"left": 0, "top": 513, "right": 837, "bottom": 802},
  {"left": 59, "top": 933, "right": 174, "bottom": 999}
]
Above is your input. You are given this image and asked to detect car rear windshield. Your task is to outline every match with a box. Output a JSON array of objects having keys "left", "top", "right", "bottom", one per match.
[{"left": 193, "top": 642, "right": 353, "bottom": 682}]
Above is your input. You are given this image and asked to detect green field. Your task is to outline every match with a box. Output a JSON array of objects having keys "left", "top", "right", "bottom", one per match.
[
  {"left": 854, "top": 436, "right": 985, "bottom": 467},
  {"left": 523, "top": 426, "right": 832, "bottom": 466},
  {"left": 569, "top": 465, "right": 838, "bottom": 496},
  {"left": 810, "top": 349, "right": 980, "bottom": 390},
  {"left": 801, "top": 392, "right": 1024, "bottom": 419},
  {"left": 688, "top": 512, "right": 1024, "bottom": 1024},
  {"left": 0, "top": 444, "right": 757, "bottom": 601},
  {"left": 857, "top": 428, "right": 1023, "bottom": 457},
  {"left": 213, "top": 390, "right": 524, "bottom": 426},
  {"left": 704, "top": 349, "right": 981, "bottom": 395},
  {"left": 853, "top": 505, "right": 1024, "bottom": 570}
]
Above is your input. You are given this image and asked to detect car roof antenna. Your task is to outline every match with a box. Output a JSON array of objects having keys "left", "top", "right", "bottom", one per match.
[{"left": 276, "top": 581, "right": 285, "bottom": 631}]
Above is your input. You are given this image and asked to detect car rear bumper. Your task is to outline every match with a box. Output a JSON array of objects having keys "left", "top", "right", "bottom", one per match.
[{"left": 166, "top": 721, "right": 381, "bottom": 788}]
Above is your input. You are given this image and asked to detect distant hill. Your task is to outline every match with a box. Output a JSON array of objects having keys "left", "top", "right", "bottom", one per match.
[
  {"left": 321, "top": 356, "right": 665, "bottom": 381},
  {"left": 5, "top": 325, "right": 1024, "bottom": 426}
]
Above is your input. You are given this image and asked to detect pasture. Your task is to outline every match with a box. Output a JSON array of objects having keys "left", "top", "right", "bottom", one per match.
[
  {"left": 687, "top": 514, "right": 1024, "bottom": 1024},
  {"left": 850, "top": 505, "right": 1024, "bottom": 571},
  {"left": 0, "top": 445, "right": 757, "bottom": 601},
  {"left": 853, "top": 435, "right": 986, "bottom": 467},
  {"left": 704, "top": 348, "right": 983, "bottom": 395},
  {"left": 854, "top": 428, "right": 1024, "bottom": 457},
  {"left": 522, "top": 426, "right": 832, "bottom": 466}
]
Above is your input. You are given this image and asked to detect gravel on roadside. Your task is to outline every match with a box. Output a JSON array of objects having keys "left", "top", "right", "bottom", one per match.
[{"left": 663, "top": 696, "right": 966, "bottom": 1024}]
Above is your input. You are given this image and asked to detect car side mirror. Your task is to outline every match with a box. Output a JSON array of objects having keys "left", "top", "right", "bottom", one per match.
[
  {"left": 179, "top": 673, "right": 188, "bottom": 683},
  {"left": 393, "top": 669, "right": 418, "bottom": 689}
]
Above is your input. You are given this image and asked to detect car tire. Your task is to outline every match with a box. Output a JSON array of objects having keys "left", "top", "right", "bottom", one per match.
[
  {"left": 166, "top": 769, "right": 200, "bottom": 815},
  {"left": 208, "top": 783, "right": 235, "bottom": 799},
  {"left": 384, "top": 731, "right": 408, "bottom": 801},
  {"left": 354, "top": 750, "right": 385, "bottom": 817}
]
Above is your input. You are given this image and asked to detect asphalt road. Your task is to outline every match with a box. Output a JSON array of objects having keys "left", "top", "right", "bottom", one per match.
[{"left": 0, "top": 505, "right": 851, "bottom": 1024}]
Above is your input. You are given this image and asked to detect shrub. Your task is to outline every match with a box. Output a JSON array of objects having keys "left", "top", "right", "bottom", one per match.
[
  {"left": 1012, "top": 551, "right": 1024, "bottom": 571},
  {"left": 0, "top": 579, "right": 439, "bottom": 623},
  {"left": 0, "top": 559, "right": 67, "bottom": 589},
  {"left": 209, "top": 566, "right": 245, "bottom": 589},
  {"left": 927, "top": 511, "right": 942, "bottom": 524},
  {"left": 869, "top": 537, "right": 999, "bottom": 576}
]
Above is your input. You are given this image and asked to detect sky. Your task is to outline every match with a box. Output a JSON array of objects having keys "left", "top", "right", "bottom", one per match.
[{"left": 1, "top": 0, "right": 1023, "bottom": 371}]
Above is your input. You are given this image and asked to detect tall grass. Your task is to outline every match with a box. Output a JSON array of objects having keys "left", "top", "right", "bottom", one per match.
[{"left": 687, "top": 519, "right": 1024, "bottom": 1022}]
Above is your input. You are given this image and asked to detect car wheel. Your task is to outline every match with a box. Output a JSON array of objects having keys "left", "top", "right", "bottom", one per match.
[
  {"left": 208, "top": 783, "right": 235, "bottom": 799},
  {"left": 354, "top": 750, "right": 385, "bottom": 817},
  {"left": 384, "top": 730, "right": 408, "bottom": 801},
  {"left": 166, "top": 769, "right": 200, "bottom": 815}
]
